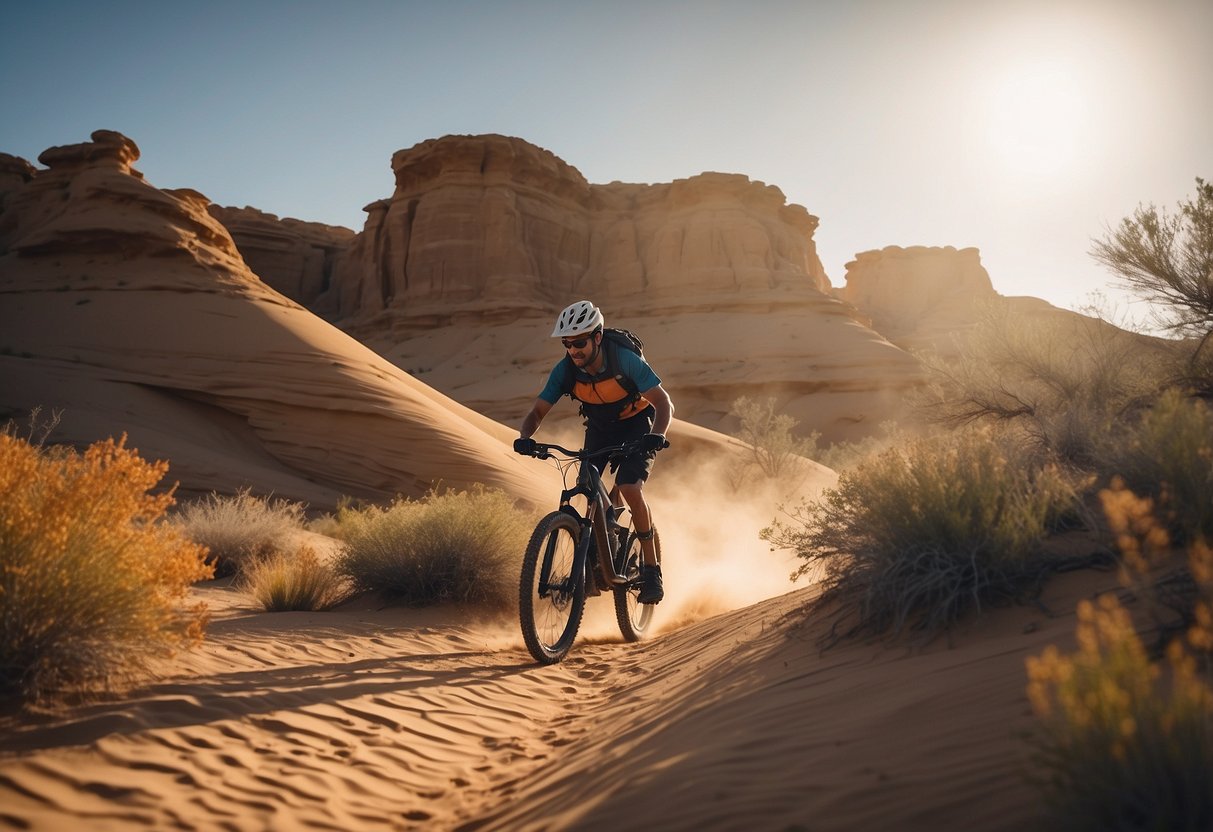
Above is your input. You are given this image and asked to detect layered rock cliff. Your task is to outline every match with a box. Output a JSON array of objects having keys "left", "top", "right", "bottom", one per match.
[
  {"left": 0, "top": 130, "right": 555, "bottom": 509},
  {"left": 290, "top": 134, "right": 917, "bottom": 443},
  {"left": 207, "top": 205, "right": 355, "bottom": 306},
  {"left": 319, "top": 134, "right": 830, "bottom": 323}
]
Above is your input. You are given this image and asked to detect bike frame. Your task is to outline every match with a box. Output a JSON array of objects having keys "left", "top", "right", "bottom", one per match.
[{"left": 532, "top": 442, "right": 638, "bottom": 595}]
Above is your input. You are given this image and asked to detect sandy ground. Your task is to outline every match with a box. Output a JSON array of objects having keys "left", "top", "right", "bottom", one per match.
[{"left": 0, "top": 557, "right": 1118, "bottom": 832}]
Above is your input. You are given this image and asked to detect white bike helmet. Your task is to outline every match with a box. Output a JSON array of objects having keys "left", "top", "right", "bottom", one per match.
[{"left": 551, "top": 300, "right": 604, "bottom": 338}]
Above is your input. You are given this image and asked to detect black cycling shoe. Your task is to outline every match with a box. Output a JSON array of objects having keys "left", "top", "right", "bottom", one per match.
[{"left": 637, "top": 564, "right": 664, "bottom": 605}]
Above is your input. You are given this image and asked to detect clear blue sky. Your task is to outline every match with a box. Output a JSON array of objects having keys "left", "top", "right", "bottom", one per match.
[{"left": 2, "top": 0, "right": 1210, "bottom": 320}]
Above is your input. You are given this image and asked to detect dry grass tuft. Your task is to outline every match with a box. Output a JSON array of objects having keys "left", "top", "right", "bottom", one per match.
[
  {"left": 176, "top": 489, "right": 305, "bottom": 577},
  {"left": 240, "top": 546, "right": 351, "bottom": 612}
]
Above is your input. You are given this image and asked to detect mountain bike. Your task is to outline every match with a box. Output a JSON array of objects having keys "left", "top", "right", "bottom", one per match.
[{"left": 515, "top": 439, "right": 664, "bottom": 664}]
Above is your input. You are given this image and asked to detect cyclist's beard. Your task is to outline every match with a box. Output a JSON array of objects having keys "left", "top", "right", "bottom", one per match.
[{"left": 570, "top": 343, "right": 601, "bottom": 371}]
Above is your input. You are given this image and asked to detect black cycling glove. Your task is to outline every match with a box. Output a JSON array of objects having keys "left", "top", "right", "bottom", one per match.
[
  {"left": 513, "top": 437, "right": 537, "bottom": 456},
  {"left": 639, "top": 433, "right": 668, "bottom": 453}
]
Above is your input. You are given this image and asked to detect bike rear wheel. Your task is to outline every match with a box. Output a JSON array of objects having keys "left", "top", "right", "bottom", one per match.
[
  {"left": 519, "top": 511, "right": 586, "bottom": 664},
  {"left": 613, "top": 526, "right": 660, "bottom": 642}
]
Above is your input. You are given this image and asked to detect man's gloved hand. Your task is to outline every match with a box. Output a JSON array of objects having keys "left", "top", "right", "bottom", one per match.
[
  {"left": 513, "top": 437, "right": 537, "bottom": 456},
  {"left": 639, "top": 433, "right": 668, "bottom": 453}
]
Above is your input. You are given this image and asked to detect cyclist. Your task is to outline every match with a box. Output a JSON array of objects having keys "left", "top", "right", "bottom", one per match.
[{"left": 514, "top": 300, "right": 674, "bottom": 604}]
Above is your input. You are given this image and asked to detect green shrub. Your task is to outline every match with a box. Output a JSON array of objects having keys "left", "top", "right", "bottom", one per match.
[
  {"left": 1026, "top": 594, "right": 1213, "bottom": 830},
  {"left": 1100, "top": 390, "right": 1213, "bottom": 546},
  {"left": 729, "top": 395, "right": 820, "bottom": 478},
  {"left": 0, "top": 434, "right": 212, "bottom": 702},
  {"left": 176, "top": 489, "right": 305, "bottom": 577},
  {"left": 333, "top": 487, "right": 529, "bottom": 608},
  {"left": 763, "top": 428, "right": 1083, "bottom": 644},
  {"left": 240, "top": 546, "right": 350, "bottom": 612}
]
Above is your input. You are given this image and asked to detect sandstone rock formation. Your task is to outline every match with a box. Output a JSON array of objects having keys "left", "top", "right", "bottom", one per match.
[
  {"left": 0, "top": 152, "right": 36, "bottom": 206},
  {"left": 838, "top": 245, "right": 998, "bottom": 352},
  {"left": 300, "top": 135, "right": 919, "bottom": 444},
  {"left": 0, "top": 130, "right": 557, "bottom": 510},
  {"left": 207, "top": 204, "right": 355, "bottom": 306},
  {"left": 320, "top": 134, "right": 831, "bottom": 322}
]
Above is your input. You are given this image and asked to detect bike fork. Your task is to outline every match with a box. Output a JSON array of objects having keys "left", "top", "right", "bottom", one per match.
[{"left": 538, "top": 519, "right": 594, "bottom": 597}]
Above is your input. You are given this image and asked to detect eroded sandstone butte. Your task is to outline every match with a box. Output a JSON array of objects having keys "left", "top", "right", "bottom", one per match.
[
  {"left": 243, "top": 134, "right": 923, "bottom": 444},
  {"left": 839, "top": 245, "right": 998, "bottom": 352},
  {"left": 207, "top": 204, "right": 354, "bottom": 306},
  {"left": 0, "top": 130, "right": 554, "bottom": 509},
  {"left": 321, "top": 134, "right": 830, "bottom": 320}
]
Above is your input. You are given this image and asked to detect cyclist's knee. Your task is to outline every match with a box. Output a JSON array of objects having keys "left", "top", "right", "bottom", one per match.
[
  {"left": 617, "top": 482, "right": 648, "bottom": 511},
  {"left": 617, "top": 481, "right": 644, "bottom": 500}
]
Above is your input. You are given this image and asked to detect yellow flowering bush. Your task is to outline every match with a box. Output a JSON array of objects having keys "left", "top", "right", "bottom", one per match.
[
  {"left": 0, "top": 433, "right": 212, "bottom": 701},
  {"left": 1100, "top": 480, "right": 1213, "bottom": 660},
  {"left": 1027, "top": 478, "right": 1213, "bottom": 829},
  {"left": 1026, "top": 595, "right": 1213, "bottom": 830}
]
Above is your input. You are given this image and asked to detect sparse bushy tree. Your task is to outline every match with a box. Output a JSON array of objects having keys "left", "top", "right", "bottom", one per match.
[
  {"left": 916, "top": 302, "right": 1166, "bottom": 467},
  {"left": 1091, "top": 177, "right": 1213, "bottom": 382},
  {"left": 729, "top": 396, "right": 820, "bottom": 479}
]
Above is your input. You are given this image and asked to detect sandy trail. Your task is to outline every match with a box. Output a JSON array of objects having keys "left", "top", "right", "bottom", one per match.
[
  {"left": 0, "top": 565, "right": 1116, "bottom": 832},
  {"left": 1, "top": 585, "right": 584, "bottom": 830}
]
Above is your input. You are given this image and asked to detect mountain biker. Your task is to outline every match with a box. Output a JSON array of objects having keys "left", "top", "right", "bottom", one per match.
[{"left": 514, "top": 300, "right": 674, "bottom": 604}]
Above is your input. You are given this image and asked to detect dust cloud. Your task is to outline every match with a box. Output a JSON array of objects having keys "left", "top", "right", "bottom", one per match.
[{"left": 576, "top": 446, "right": 833, "bottom": 641}]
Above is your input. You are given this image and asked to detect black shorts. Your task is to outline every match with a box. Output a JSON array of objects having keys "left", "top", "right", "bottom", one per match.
[{"left": 584, "top": 407, "right": 655, "bottom": 486}]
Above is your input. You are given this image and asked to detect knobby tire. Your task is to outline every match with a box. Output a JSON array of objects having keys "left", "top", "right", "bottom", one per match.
[
  {"left": 519, "top": 511, "right": 585, "bottom": 664},
  {"left": 614, "top": 527, "right": 660, "bottom": 642}
]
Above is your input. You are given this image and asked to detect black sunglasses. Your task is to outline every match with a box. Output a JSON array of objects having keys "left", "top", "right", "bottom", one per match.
[{"left": 560, "top": 334, "right": 599, "bottom": 349}]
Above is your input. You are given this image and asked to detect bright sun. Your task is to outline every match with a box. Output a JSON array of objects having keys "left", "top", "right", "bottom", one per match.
[{"left": 976, "top": 56, "right": 1097, "bottom": 186}]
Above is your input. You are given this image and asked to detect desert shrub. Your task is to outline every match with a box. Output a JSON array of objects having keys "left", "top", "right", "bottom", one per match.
[
  {"left": 333, "top": 487, "right": 530, "bottom": 608},
  {"left": 1101, "top": 481, "right": 1213, "bottom": 662},
  {"left": 815, "top": 421, "right": 905, "bottom": 471},
  {"left": 763, "top": 427, "right": 1085, "bottom": 644},
  {"left": 240, "top": 546, "right": 350, "bottom": 612},
  {"left": 1026, "top": 594, "right": 1213, "bottom": 830},
  {"left": 1099, "top": 390, "right": 1213, "bottom": 547},
  {"left": 918, "top": 302, "right": 1167, "bottom": 467},
  {"left": 729, "top": 396, "right": 820, "bottom": 479},
  {"left": 176, "top": 489, "right": 305, "bottom": 577},
  {"left": 0, "top": 433, "right": 212, "bottom": 702}
]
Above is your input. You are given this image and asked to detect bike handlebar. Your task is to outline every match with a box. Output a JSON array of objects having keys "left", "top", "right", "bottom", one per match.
[{"left": 516, "top": 437, "right": 668, "bottom": 461}]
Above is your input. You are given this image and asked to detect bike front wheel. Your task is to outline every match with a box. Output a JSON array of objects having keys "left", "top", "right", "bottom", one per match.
[
  {"left": 613, "top": 527, "right": 661, "bottom": 642},
  {"left": 519, "top": 511, "right": 586, "bottom": 664}
]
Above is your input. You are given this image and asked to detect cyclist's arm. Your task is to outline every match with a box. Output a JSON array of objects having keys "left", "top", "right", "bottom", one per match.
[
  {"left": 519, "top": 397, "right": 554, "bottom": 439},
  {"left": 641, "top": 383, "right": 674, "bottom": 437}
]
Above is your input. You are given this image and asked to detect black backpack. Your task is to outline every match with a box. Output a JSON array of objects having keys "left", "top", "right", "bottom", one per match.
[{"left": 561, "top": 327, "right": 645, "bottom": 403}]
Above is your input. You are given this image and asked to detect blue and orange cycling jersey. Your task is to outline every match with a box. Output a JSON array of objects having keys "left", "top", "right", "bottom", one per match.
[{"left": 537, "top": 348, "right": 661, "bottom": 423}]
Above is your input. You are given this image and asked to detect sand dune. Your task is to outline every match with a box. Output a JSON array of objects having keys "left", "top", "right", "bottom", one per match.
[{"left": 0, "top": 559, "right": 1116, "bottom": 831}]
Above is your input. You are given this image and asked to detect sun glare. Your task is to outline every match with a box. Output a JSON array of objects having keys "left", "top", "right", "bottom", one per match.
[{"left": 979, "top": 57, "right": 1094, "bottom": 184}]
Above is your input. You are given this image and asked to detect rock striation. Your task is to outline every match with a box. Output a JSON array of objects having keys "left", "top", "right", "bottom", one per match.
[
  {"left": 0, "top": 131, "right": 556, "bottom": 510},
  {"left": 305, "top": 135, "right": 918, "bottom": 443},
  {"left": 207, "top": 204, "right": 355, "bottom": 306},
  {"left": 320, "top": 134, "right": 830, "bottom": 322}
]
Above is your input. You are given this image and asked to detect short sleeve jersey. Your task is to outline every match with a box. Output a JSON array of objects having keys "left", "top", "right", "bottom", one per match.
[{"left": 537, "top": 348, "right": 661, "bottom": 405}]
